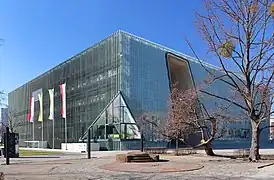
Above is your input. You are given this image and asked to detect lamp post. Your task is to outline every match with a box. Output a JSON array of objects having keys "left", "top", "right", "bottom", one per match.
[
  {"left": 141, "top": 132, "right": 144, "bottom": 152},
  {"left": 87, "top": 128, "right": 91, "bottom": 159},
  {"left": 5, "top": 126, "right": 9, "bottom": 165}
]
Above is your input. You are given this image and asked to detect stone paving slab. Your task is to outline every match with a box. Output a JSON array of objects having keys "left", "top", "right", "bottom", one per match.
[
  {"left": 1, "top": 153, "right": 274, "bottom": 179},
  {"left": 101, "top": 161, "right": 204, "bottom": 173}
]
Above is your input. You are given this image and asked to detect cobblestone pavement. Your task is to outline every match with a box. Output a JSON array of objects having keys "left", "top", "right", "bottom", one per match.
[{"left": 1, "top": 153, "right": 274, "bottom": 180}]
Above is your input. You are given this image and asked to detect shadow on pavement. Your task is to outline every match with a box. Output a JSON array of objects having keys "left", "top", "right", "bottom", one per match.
[
  {"left": 18, "top": 156, "right": 61, "bottom": 158},
  {"left": 213, "top": 154, "right": 238, "bottom": 159}
]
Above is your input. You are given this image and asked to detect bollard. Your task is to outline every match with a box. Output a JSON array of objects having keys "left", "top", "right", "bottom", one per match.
[
  {"left": 5, "top": 127, "right": 9, "bottom": 165},
  {"left": 87, "top": 128, "right": 91, "bottom": 159},
  {"left": 141, "top": 133, "right": 144, "bottom": 152}
]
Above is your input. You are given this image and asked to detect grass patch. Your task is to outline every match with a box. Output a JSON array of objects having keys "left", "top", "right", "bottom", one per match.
[{"left": 19, "top": 149, "right": 63, "bottom": 156}]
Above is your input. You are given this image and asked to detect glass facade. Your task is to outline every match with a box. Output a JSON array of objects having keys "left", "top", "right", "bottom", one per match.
[
  {"left": 9, "top": 30, "right": 267, "bottom": 150},
  {"left": 8, "top": 31, "right": 122, "bottom": 148},
  {"left": 83, "top": 92, "right": 141, "bottom": 139},
  {"left": 120, "top": 32, "right": 170, "bottom": 120}
]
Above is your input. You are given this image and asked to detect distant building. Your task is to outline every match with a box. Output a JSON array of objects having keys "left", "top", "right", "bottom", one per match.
[{"left": 8, "top": 30, "right": 268, "bottom": 149}]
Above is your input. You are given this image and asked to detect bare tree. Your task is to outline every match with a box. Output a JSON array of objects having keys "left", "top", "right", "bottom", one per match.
[
  {"left": 139, "top": 83, "right": 232, "bottom": 156},
  {"left": 138, "top": 110, "right": 194, "bottom": 155},
  {"left": 187, "top": 0, "right": 274, "bottom": 161},
  {"left": 168, "top": 83, "right": 237, "bottom": 156},
  {"left": 0, "top": 91, "right": 24, "bottom": 133},
  {"left": 0, "top": 107, "right": 24, "bottom": 134},
  {"left": 164, "top": 85, "right": 199, "bottom": 152}
]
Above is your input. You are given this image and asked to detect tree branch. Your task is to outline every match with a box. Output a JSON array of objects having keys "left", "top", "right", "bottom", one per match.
[{"left": 201, "top": 90, "right": 249, "bottom": 111}]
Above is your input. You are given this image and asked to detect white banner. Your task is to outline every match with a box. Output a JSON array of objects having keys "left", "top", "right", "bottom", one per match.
[{"left": 48, "top": 89, "right": 54, "bottom": 120}]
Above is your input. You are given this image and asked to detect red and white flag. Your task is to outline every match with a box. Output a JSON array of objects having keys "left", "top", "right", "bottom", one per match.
[
  {"left": 59, "top": 83, "right": 66, "bottom": 119},
  {"left": 27, "top": 96, "right": 34, "bottom": 123}
]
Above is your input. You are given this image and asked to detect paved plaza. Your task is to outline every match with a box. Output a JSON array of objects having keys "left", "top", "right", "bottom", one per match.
[{"left": 1, "top": 150, "right": 274, "bottom": 179}]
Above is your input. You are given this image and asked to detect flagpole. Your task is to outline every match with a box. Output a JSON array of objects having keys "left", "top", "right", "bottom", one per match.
[
  {"left": 32, "top": 121, "right": 34, "bottom": 141},
  {"left": 65, "top": 117, "right": 67, "bottom": 150},
  {"left": 49, "top": 88, "right": 55, "bottom": 149},
  {"left": 25, "top": 118, "right": 27, "bottom": 143},
  {"left": 41, "top": 120, "right": 43, "bottom": 148},
  {"left": 38, "top": 93, "right": 43, "bottom": 148},
  {"left": 52, "top": 119, "right": 55, "bottom": 149}
]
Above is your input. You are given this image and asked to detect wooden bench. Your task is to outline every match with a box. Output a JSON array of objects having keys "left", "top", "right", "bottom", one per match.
[
  {"left": 174, "top": 148, "right": 197, "bottom": 155},
  {"left": 116, "top": 152, "right": 159, "bottom": 163},
  {"left": 233, "top": 149, "right": 250, "bottom": 157}
]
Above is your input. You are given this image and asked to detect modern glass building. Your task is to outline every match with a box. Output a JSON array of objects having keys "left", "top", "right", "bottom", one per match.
[{"left": 8, "top": 30, "right": 269, "bottom": 150}]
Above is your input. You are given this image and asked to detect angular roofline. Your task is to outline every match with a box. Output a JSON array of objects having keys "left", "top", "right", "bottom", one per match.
[
  {"left": 9, "top": 30, "right": 121, "bottom": 94},
  {"left": 119, "top": 30, "right": 221, "bottom": 71},
  {"left": 9, "top": 29, "right": 221, "bottom": 94},
  {"left": 79, "top": 91, "right": 121, "bottom": 141}
]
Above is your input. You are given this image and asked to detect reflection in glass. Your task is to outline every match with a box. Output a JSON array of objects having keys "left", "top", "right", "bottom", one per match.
[{"left": 81, "top": 92, "right": 141, "bottom": 141}]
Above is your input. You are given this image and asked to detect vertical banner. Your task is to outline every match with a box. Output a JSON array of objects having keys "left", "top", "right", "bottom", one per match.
[
  {"left": 27, "top": 97, "right": 34, "bottom": 123},
  {"left": 59, "top": 83, "right": 66, "bottom": 119},
  {"left": 38, "top": 93, "right": 43, "bottom": 122},
  {"left": 60, "top": 83, "right": 67, "bottom": 149},
  {"left": 48, "top": 89, "right": 54, "bottom": 120}
]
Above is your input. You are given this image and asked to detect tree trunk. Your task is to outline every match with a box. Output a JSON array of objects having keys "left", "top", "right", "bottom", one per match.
[
  {"left": 249, "top": 121, "right": 260, "bottom": 162},
  {"left": 175, "top": 138, "right": 179, "bottom": 155},
  {"left": 204, "top": 141, "right": 215, "bottom": 156}
]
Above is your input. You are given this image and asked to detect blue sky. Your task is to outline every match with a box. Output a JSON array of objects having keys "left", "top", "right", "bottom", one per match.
[{"left": 0, "top": 0, "right": 212, "bottom": 96}]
